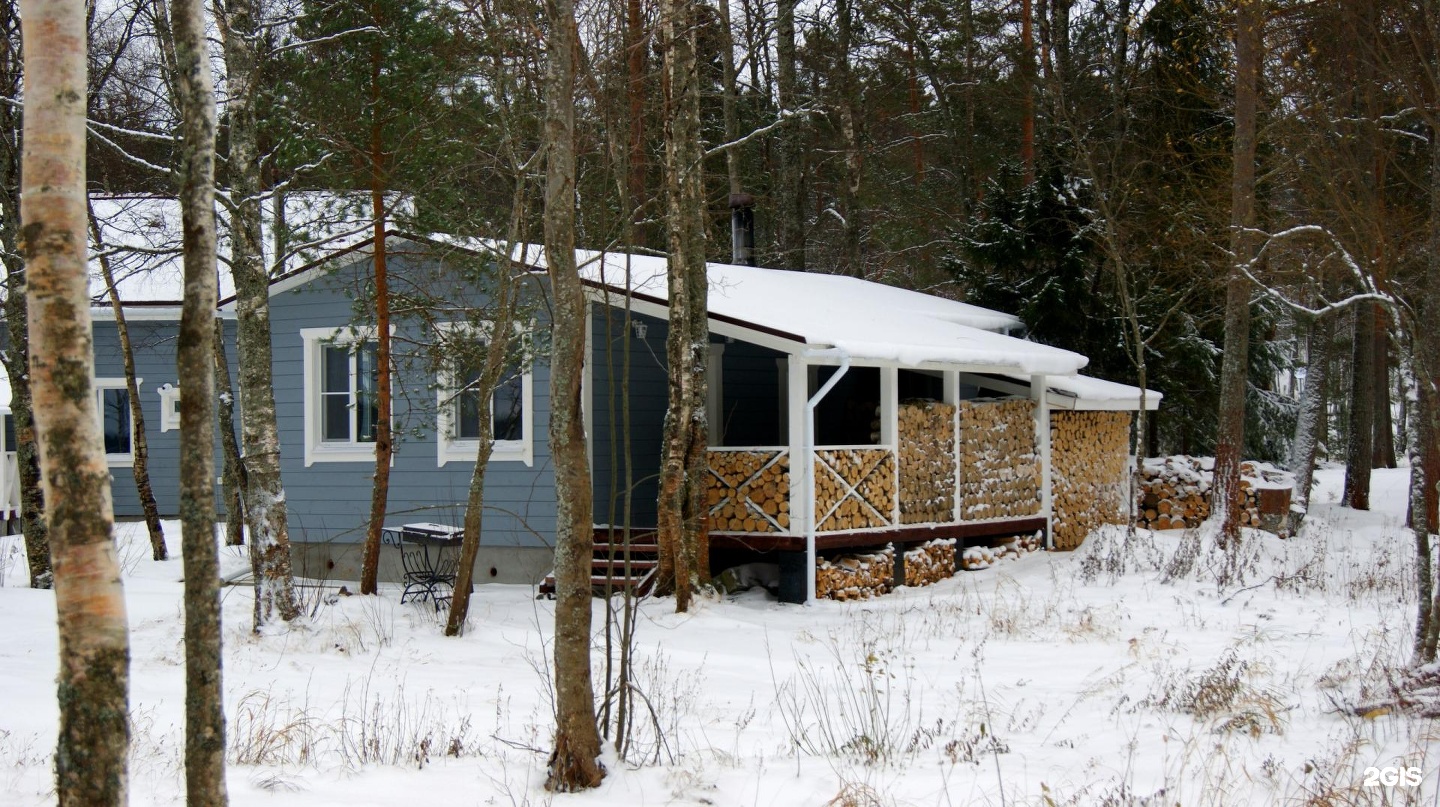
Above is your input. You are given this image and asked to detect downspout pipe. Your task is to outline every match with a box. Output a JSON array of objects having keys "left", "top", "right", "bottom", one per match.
[{"left": 803, "top": 349, "right": 850, "bottom": 604}]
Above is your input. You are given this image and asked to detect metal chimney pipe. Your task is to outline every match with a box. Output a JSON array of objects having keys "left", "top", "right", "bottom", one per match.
[{"left": 729, "top": 192, "right": 755, "bottom": 266}]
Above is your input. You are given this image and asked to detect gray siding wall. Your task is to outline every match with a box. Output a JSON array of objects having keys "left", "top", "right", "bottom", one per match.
[
  {"left": 267, "top": 247, "right": 556, "bottom": 548},
  {"left": 589, "top": 304, "right": 669, "bottom": 528},
  {"left": 715, "top": 338, "right": 786, "bottom": 447},
  {"left": 93, "top": 318, "right": 239, "bottom": 519}
]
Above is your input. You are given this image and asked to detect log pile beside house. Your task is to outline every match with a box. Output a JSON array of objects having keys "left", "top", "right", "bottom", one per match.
[
  {"left": 1137, "top": 456, "right": 1293, "bottom": 534},
  {"left": 959, "top": 399, "right": 1041, "bottom": 520},
  {"left": 903, "top": 538, "right": 956, "bottom": 586},
  {"left": 959, "top": 532, "right": 1044, "bottom": 570},
  {"left": 1050, "top": 411, "right": 1132, "bottom": 550},
  {"left": 706, "top": 449, "right": 791, "bottom": 532},
  {"left": 898, "top": 400, "right": 958, "bottom": 524},
  {"left": 816, "top": 546, "right": 894, "bottom": 600},
  {"left": 814, "top": 449, "right": 896, "bottom": 531}
]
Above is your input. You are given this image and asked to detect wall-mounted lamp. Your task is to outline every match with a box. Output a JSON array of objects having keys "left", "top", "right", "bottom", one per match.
[{"left": 631, "top": 321, "right": 648, "bottom": 340}]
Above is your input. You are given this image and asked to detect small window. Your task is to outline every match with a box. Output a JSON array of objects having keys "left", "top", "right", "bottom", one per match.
[
  {"left": 453, "top": 355, "right": 525, "bottom": 442},
  {"left": 436, "top": 323, "right": 533, "bottom": 467},
  {"left": 302, "top": 327, "right": 385, "bottom": 466},
  {"left": 94, "top": 379, "right": 138, "bottom": 465},
  {"left": 321, "top": 342, "right": 379, "bottom": 444}
]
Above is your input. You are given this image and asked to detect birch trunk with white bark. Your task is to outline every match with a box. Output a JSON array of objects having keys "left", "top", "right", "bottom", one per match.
[
  {"left": 19, "top": 0, "right": 131, "bottom": 798},
  {"left": 215, "top": 0, "right": 300, "bottom": 628}
]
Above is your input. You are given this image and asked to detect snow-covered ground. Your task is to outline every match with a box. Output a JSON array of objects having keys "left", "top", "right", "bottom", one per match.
[{"left": 1, "top": 467, "right": 1437, "bottom": 806}]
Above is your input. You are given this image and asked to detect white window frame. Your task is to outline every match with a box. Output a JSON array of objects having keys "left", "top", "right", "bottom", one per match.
[
  {"left": 94, "top": 378, "right": 138, "bottom": 467},
  {"left": 302, "top": 326, "right": 385, "bottom": 466},
  {"left": 435, "top": 322, "right": 534, "bottom": 467},
  {"left": 157, "top": 383, "right": 181, "bottom": 432}
]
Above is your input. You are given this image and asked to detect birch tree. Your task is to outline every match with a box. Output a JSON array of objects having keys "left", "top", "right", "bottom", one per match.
[
  {"left": 654, "top": 0, "right": 708, "bottom": 611},
  {"left": 0, "top": 0, "right": 48, "bottom": 588},
  {"left": 19, "top": 0, "right": 131, "bottom": 798},
  {"left": 214, "top": 0, "right": 301, "bottom": 628},
  {"left": 167, "top": 0, "right": 227, "bottom": 793},
  {"left": 544, "top": 0, "right": 603, "bottom": 789}
]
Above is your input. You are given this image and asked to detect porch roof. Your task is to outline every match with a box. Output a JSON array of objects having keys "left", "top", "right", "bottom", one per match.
[
  {"left": 1000, "top": 372, "right": 1164, "bottom": 411},
  {"left": 562, "top": 248, "right": 1090, "bottom": 377}
]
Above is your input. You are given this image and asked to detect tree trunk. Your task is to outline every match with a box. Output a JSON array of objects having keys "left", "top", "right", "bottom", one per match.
[
  {"left": 446, "top": 209, "right": 522, "bottom": 637},
  {"left": 213, "top": 319, "right": 247, "bottom": 546},
  {"left": 0, "top": 0, "right": 48, "bottom": 587},
  {"left": 717, "top": 0, "right": 741, "bottom": 200},
  {"left": 1287, "top": 311, "right": 1332, "bottom": 531},
  {"left": 1213, "top": 0, "right": 1261, "bottom": 549},
  {"left": 215, "top": 0, "right": 301, "bottom": 628},
  {"left": 19, "top": 0, "right": 131, "bottom": 797},
  {"left": 1373, "top": 312, "right": 1396, "bottom": 468},
  {"left": 360, "top": 54, "right": 392, "bottom": 595},
  {"left": 543, "top": 0, "right": 603, "bottom": 790},
  {"left": 1415, "top": 33, "right": 1440, "bottom": 660},
  {"left": 835, "top": 0, "right": 862, "bottom": 274},
  {"left": 1344, "top": 305, "right": 1375, "bottom": 510},
  {"left": 773, "top": 0, "right": 805, "bottom": 270},
  {"left": 656, "top": 0, "right": 710, "bottom": 612},
  {"left": 1020, "top": 0, "right": 1035, "bottom": 184},
  {"left": 1406, "top": 340, "right": 1434, "bottom": 661},
  {"left": 88, "top": 204, "right": 166, "bottom": 561},
  {"left": 170, "top": 0, "right": 227, "bottom": 793},
  {"left": 625, "top": 0, "right": 646, "bottom": 236}
]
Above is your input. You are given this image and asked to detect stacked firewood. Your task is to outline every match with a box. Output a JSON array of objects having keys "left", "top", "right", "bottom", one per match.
[
  {"left": 898, "top": 400, "right": 958, "bottom": 524},
  {"left": 959, "top": 399, "right": 1041, "bottom": 520},
  {"left": 1050, "top": 411, "right": 1131, "bottom": 550},
  {"left": 959, "top": 532, "right": 1043, "bottom": 570},
  {"left": 903, "top": 539, "right": 956, "bottom": 587},
  {"left": 1137, "top": 457, "right": 1294, "bottom": 532},
  {"left": 706, "top": 450, "right": 790, "bottom": 532},
  {"left": 817, "top": 546, "right": 894, "bottom": 600},
  {"left": 814, "top": 449, "right": 896, "bottom": 531},
  {"left": 1137, "top": 456, "right": 1210, "bottom": 530}
]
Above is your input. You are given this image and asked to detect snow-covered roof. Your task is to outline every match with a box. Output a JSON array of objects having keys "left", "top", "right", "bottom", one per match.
[
  {"left": 89, "top": 193, "right": 394, "bottom": 308},
  {"left": 1001, "top": 372, "right": 1163, "bottom": 411},
  {"left": 474, "top": 242, "right": 1086, "bottom": 376}
]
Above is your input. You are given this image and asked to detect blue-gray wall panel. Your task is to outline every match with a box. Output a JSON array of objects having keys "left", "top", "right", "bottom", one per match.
[
  {"left": 93, "top": 318, "right": 239, "bottom": 520},
  {"left": 267, "top": 246, "right": 557, "bottom": 548},
  {"left": 589, "top": 305, "right": 668, "bottom": 528}
]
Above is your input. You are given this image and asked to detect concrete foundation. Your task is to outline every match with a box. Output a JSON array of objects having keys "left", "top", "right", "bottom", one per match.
[{"left": 289, "top": 540, "right": 554, "bottom": 587}]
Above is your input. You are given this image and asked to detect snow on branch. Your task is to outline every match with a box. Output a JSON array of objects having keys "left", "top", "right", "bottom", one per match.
[
  {"left": 1238, "top": 225, "right": 1407, "bottom": 320},
  {"left": 272, "top": 26, "right": 380, "bottom": 55},
  {"left": 87, "top": 118, "right": 178, "bottom": 144},
  {"left": 704, "top": 107, "right": 823, "bottom": 158},
  {"left": 88, "top": 128, "right": 176, "bottom": 179}
]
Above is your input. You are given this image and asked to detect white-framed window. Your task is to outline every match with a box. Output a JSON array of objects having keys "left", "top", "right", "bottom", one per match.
[
  {"left": 95, "top": 378, "right": 137, "bottom": 466},
  {"left": 157, "top": 383, "right": 181, "bottom": 432},
  {"left": 436, "top": 323, "right": 533, "bottom": 467},
  {"left": 302, "top": 326, "right": 382, "bottom": 466}
]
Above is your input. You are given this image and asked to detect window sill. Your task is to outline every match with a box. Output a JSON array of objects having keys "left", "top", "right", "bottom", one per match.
[
  {"left": 305, "top": 442, "right": 377, "bottom": 467},
  {"left": 437, "top": 440, "right": 532, "bottom": 468}
]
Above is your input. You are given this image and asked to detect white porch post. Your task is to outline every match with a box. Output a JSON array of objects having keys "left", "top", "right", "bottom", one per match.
[
  {"left": 785, "top": 356, "right": 812, "bottom": 601},
  {"left": 786, "top": 356, "right": 807, "bottom": 538},
  {"left": 880, "top": 366, "right": 899, "bottom": 524},
  {"left": 945, "top": 370, "right": 961, "bottom": 523},
  {"left": 1032, "top": 374, "right": 1053, "bottom": 549}
]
